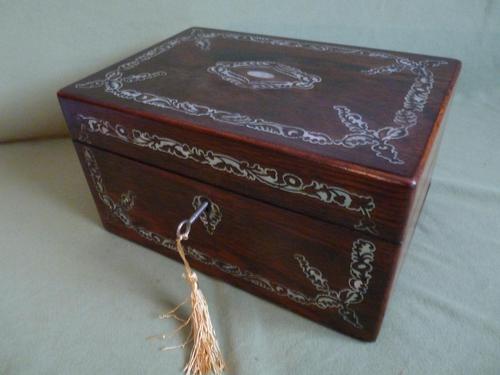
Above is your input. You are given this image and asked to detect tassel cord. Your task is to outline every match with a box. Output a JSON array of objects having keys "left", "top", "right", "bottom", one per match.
[{"left": 149, "top": 236, "right": 225, "bottom": 375}]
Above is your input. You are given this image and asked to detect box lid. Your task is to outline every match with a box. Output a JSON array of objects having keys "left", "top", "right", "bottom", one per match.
[{"left": 58, "top": 27, "right": 461, "bottom": 243}]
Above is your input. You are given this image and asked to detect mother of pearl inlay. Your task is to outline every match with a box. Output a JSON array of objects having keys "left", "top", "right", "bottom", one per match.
[{"left": 246, "top": 70, "right": 275, "bottom": 79}]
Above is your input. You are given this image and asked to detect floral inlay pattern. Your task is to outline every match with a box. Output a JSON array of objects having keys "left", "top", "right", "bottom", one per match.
[
  {"left": 207, "top": 61, "right": 321, "bottom": 90},
  {"left": 82, "top": 146, "right": 376, "bottom": 328},
  {"left": 77, "top": 114, "right": 377, "bottom": 234},
  {"left": 74, "top": 28, "right": 447, "bottom": 165},
  {"left": 332, "top": 57, "right": 447, "bottom": 163}
]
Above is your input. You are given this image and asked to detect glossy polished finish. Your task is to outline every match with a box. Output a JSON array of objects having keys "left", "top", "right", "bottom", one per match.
[{"left": 58, "top": 27, "right": 460, "bottom": 340}]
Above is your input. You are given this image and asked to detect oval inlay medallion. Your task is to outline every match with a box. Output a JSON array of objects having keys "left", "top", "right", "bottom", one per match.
[
  {"left": 207, "top": 61, "right": 321, "bottom": 90},
  {"left": 246, "top": 70, "right": 275, "bottom": 79}
]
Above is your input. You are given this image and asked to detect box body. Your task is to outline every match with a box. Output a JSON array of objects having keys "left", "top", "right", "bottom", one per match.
[{"left": 58, "top": 27, "right": 460, "bottom": 340}]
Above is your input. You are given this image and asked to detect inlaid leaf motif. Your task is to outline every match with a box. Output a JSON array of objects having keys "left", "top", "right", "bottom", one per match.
[
  {"left": 75, "top": 79, "right": 104, "bottom": 89},
  {"left": 338, "top": 306, "right": 361, "bottom": 328},
  {"left": 372, "top": 143, "right": 401, "bottom": 164},
  {"left": 294, "top": 239, "right": 376, "bottom": 328},
  {"left": 83, "top": 146, "right": 377, "bottom": 329},
  {"left": 362, "top": 63, "right": 402, "bottom": 76},
  {"left": 378, "top": 126, "right": 408, "bottom": 141},
  {"left": 77, "top": 115, "right": 376, "bottom": 222},
  {"left": 333, "top": 105, "right": 369, "bottom": 133},
  {"left": 294, "top": 254, "right": 332, "bottom": 294},
  {"left": 339, "top": 289, "right": 364, "bottom": 305},
  {"left": 341, "top": 134, "right": 374, "bottom": 148},
  {"left": 122, "top": 71, "right": 167, "bottom": 83},
  {"left": 314, "top": 294, "right": 340, "bottom": 309},
  {"left": 75, "top": 28, "right": 445, "bottom": 165}
]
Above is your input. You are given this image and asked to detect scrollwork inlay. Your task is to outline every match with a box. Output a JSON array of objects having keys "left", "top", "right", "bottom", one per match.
[
  {"left": 207, "top": 61, "right": 321, "bottom": 90},
  {"left": 77, "top": 114, "right": 377, "bottom": 234},
  {"left": 75, "top": 28, "right": 447, "bottom": 165},
  {"left": 82, "top": 146, "right": 376, "bottom": 328}
]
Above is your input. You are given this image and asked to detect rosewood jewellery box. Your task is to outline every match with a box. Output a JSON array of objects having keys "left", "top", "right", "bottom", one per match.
[{"left": 58, "top": 27, "right": 461, "bottom": 341}]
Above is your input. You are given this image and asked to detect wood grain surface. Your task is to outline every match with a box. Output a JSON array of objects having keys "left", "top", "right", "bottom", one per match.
[{"left": 58, "top": 27, "right": 461, "bottom": 340}]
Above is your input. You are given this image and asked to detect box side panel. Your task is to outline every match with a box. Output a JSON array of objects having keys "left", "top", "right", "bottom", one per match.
[
  {"left": 60, "top": 96, "right": 413, "bottom": 243},
  {"left": 73, "top": 142, "right": 402, "bottom": 341},
  {"left": 397, "top": 79, "right": 458, "bottom": 255},
  {"left": 364, "top": 96, "right": 457, "bottom": 330}
]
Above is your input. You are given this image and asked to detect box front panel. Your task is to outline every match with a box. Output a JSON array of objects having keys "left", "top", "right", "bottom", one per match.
[{"left": 74, "top": 142, "right": 402, "bottom": 341}]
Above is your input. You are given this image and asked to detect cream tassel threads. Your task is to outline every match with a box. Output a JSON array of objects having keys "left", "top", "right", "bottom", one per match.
[{"left": 149, "top": 203, "right": 225, "bottom": 375}]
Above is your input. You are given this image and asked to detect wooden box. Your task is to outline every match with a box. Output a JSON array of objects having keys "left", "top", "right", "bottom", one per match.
[{"left": 58, "top": 27, "right": 461, "bottom": 341}]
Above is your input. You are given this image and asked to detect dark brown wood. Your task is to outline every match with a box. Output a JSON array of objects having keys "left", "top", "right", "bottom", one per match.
[
  {"left": 58, "top": 27, "right": 461, "bottom": 340},
  {"left": 59, "top": 98, "right": 412, "bottom": 242},
  {"left": 58, "top": 27, "right": 461, "bottom": 243},
  {"left": 74, "top": 142, "right": 401, "bottom": 341}
]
